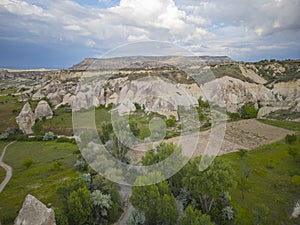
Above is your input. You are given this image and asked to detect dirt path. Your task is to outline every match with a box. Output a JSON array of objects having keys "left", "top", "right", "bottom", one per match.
[
  {"left": 115, "top": 185, "right": 133, "bottom": 225},
  {"left": 0, "top": 141, "right": 15, "bottom": 193}
]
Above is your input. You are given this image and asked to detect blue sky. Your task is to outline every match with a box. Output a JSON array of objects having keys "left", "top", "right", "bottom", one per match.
[{"left": 0, "top": 0, "right": 300, "bottom": 69}]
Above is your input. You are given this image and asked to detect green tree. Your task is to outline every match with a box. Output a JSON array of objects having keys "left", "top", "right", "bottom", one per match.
[
  {"left": 184, "top": 157, "right": 235, "bottom": 214},
  {"left": 126, "top": 209, "right": 146, "bottom": 225},
  {"left": 178, "top": 205, "right": 213, "bottom": 225},
  {"left": 91, "top": 190, "right": 112, "bottom": 224},
  {"left": 67, "top": 187, "right": 92, "bottom": 225},
  {"left": 142, "top": 142, "right": 179, "bottom": 166},
  {"left": 91, "top": 190, "right": 112, "bottom": 216},
  {"left": 130, "top": 176, "right": 178, "bottom": 225}
]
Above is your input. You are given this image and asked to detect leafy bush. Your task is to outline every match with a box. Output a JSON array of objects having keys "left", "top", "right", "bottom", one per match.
[
  {"left": 32, "top": 121, "right": 43, "bottom": 135},
  {"left": 23, "top": 158, "right": 33, "bottom": 169},
  {"left": 166, "top": 115, "right": 177, "bottom": 127},
  {"left": 227, "top": 112, "right": 241, "bottom": 121},
  {"left": 43, "top": 131, "right": 55, "bottom": 141},
  {"left": 239, "top": 103, "right": 258, "bottom": 119},
  {"left": 285, "top": 134, "right": 297, "bottom": 144}
]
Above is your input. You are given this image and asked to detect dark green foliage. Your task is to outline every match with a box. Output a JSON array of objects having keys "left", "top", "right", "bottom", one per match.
[
  {"left": 134, "top": 102, "right": 142, "bottom": 110},
  {"left": 130, "top": 179, "right": 178, "bottom": 225},
  {"left": 100, "top": 122, "right": 113, "bottom": 144},
  {"left": 165, "top": 115, "right": 177, "bottom": 127},
  {"left": 129, "top": 120, "right": 140, "bottom": 137},
  {"left": 67, "top": 187, "right": 92, "bottom": 225},
  {"left": 285, "top": 134, "right": 297, "bottom": 144},
  {"left": 237, "top": 149, "right": 248, "bottom": 159},
  {"left": 183, "top": 157, "right": 235, "bottom": 214},
  {"left": 239, "top": 103, "right": 258, "bottom": 119},
  {"left": 142, "top": 142, "right": 179, "bottom": 166},
  {"left": 57, "top": 177, "right": 89, "bottom": 201},
  {"left": 32, "top": 121, "right": 43, "bottom": 135},
  {"left": 228, "top": 112, "right": 241, "bottom": 121},
  {"left": 178, "top": 205, "right": 214, "bottom": 225},
  {"left": 198, "top": 98, "right": 210, "bottom": 108}
]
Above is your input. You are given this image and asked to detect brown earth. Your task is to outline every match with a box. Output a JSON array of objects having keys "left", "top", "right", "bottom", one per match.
[{"left": 130, "top": 119, "right": 295, "bottom": 160}]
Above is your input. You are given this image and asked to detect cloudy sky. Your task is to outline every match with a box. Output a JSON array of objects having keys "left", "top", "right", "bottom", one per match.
[{"left": 0, "top": 0, "right": 299, "bottom": 68}]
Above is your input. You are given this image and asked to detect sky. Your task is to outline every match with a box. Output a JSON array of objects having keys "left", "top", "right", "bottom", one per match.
[{"left": 0, "top": 0, "right": 300, "bottom": 69}]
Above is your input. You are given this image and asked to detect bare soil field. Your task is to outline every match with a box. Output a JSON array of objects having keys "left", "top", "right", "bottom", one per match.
[{"left": 130, "top": 119, "right": 295, "bottom": 160}]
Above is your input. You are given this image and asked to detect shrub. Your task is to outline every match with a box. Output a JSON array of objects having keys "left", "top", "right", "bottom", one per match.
[
  {"left": 23, "top": 158, "right": 33, "bottom": 169},
  {"left": 166, "top": 115, "right": 177, "bottom": 127},
  {"left": 228, "top": 112, "right": 241, "bottom": 121},
  {"left": 240, "top": 103, "right": 258, "bottom": 119},
  {"left": 43, "top": 132, "right": 55, "bottom": 141},
  {"left": 53, "top": 160, "right": 62, "bottom": 170},
  {"left": 285, "top": 134, "right": 297, "bottom": 144},
  {"left": 32, "top": 122, "right": 43, "bottom": 135}
]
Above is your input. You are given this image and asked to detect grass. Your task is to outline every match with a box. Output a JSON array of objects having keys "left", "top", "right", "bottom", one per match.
[
  {"left": 0, "top": 95, "right": 23, "bottom": 132},
  {"left": 222, "top": 135, "right": 300, "bottom": 225},
  {"left": 0, "top": 141, "right": 79, "bottom": 225},
  {"left": 0, "top": 167, "right": 6, "bottom": 184},
  {"left": 258, "top": 119, "right": 300, "bottom": 132}
]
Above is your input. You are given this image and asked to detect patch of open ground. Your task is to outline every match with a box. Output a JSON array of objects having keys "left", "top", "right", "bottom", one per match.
[{"left": 130, "top": 119, "right": 295, "bottom": 159}]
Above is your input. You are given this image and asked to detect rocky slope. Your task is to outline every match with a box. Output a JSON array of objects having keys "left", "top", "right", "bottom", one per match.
[{"left": 2, "top": 57, "right": 298, "bottom": 133}]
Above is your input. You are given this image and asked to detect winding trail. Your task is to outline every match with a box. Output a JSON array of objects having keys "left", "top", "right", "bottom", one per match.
[{"left": 0, "top": 141, "right": 15, "bottom": 193}]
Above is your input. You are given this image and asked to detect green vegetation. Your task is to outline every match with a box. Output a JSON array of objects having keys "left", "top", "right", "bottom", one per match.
[
  {"left": 0, "top": 141, "right": 78, "bottom": 224},
  {"left": 0, "top": 166, "right": 6, "bottom": 183},
  {"left": 222, "top": 135, "right": 300, "bottom": 225},
  {"left": 239, "top": 103, "right": 258, "bottom": 119},
  {"left": 0, "top": 95, "right": 23, "bottom": 132},
  {"left": 258, "top": 119, "right": 300, "bottom": 132}
]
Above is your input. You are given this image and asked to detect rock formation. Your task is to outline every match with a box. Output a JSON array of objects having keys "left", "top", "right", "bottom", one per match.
[
  {"left": 35, "top": 100, "right": 53, "bottom": 120},
  {"left": 47, "top": 92, "right": 62, "bottom": 107},
  {"left": 16, "top": 102, "right": 35, "bottom": 134},
  {"left": 14, "top": 194, "right": 56, "bottom": 225}
]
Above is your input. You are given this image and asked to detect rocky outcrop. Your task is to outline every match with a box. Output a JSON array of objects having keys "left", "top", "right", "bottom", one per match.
[
  {"left": 116, "top": 76, "right": 199, "bottom": 118},
  {"left": 18, "top": 93, "right": 30, "bottom": 102},
  {"left": 35, "top": 100, "right": 53, "bottom": 120},
  {"left": 14, "top": 194, "right": 56, "bottom": 225},
  {"left": 239, "top": 64, "right": 267, "bottom": 84},
  {"left": 202, "top": 76, "right": 277, "bottom": 112},
  {"left": 16, "top": 102, "right": 35, "bottom": 134},
  {"left": 257, "top": 106, "right": 289, "bottom": 119},
  {"left": 47, "top": 92, "right": 62, "bottom": 107}
]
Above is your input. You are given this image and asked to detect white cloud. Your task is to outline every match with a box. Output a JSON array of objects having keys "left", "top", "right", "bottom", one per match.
[
  {"left": 128, "top": 34, "right": 150, "bottom": 42},
  {"left": 64, "top": 25, "right": 82, "bottom": 31},
  {"left": 0, "top": 0, "right": 299, "bottom": 62},
  {"left": 257, "top": 45, "right": 284, "bottom": 50}
]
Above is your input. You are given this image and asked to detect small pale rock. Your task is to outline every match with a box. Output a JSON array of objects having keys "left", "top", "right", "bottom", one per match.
[
  {"left": 35, "top": 100, "right": 53, "bottom": 120},
  {"left": 47, "top": 92, "right": 62, "bottom": 107},
  {"left": 16, "top": 102, "right": 35, "bottom": 134}
]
